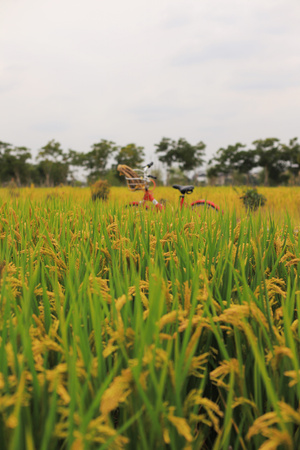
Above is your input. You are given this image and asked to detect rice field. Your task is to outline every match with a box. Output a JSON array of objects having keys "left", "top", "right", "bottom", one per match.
[{"left": 1, "top": 186, "right": 300, "bottom": 449}]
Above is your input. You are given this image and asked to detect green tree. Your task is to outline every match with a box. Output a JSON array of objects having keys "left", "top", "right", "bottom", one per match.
[
  {"left": 281, "top": 137, "right": 300, "bottom": 183},
  {"left": 155, "top": 138, "right": 206, "bottom": 178},
  {"left": 206, "top": 165, "right": 221, "bottom": 182},
  {"left": 0, "top": 142, "right": 32, "bottom": 185},
  {"left": 67, "top": 149, "right": 83, "bottom": 167},
  {"left": 253, "top": 138, "right": 287, "bottom": 186},
  {"left": 115, "top": 143, "right": 145, "bottom": 168},
  {"left": 207, "top": 143, "right": 257, "bottom": 185},
  {"left": 82, "top": 140, "right": 119, "bottom": 183},
  {"left": 0, "top": 141, "right": 15, "bottom": 183},
  {"left": 37, "top": 140, "right": 69, "bottom": 186},
  {"left": 64, "top": 149, "right": 85, "bottom": 185},
  {"left": 233, "top": 149, "right": 257, "bottom": 184},
  {"left": 0, "top": 141, "right": 11, "bottom": 156},
  {"left": 10, "top": 146, "right": 32, "bottom": 186}
]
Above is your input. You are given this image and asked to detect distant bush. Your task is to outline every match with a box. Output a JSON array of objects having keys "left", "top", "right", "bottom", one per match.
[
  {"left": 240, "top": 188, "right": 266, "bottom": 211},
  {"left": 91, "top": 180, "right": 110, "bottom": 201}
]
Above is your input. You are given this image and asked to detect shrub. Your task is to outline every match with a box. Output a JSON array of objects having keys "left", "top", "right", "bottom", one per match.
[
  {"left": 91, "top": 179, "right": 110, "bottom": 201},
  {"left": 240, "top": 188, "right": 266, "bottom": 211}
]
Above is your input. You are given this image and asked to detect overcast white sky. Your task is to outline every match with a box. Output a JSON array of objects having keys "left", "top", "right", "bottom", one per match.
[{"left": 1, "top": 0, "right": 300, "bottom": 166}]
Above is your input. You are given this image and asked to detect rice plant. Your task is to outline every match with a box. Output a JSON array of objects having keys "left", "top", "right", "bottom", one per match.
[{"left": 0, "top": 188, "right": 300, "bottom": 449}]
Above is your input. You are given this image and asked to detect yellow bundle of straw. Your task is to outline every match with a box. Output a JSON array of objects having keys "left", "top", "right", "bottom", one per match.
[{"left": 117, "top": 165, "right": 145, "bottom": 191}]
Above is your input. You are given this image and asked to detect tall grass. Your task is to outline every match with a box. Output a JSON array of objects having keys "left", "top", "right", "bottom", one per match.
[{"left": 0, "top": 189, "right": 300, "bottom": 449}]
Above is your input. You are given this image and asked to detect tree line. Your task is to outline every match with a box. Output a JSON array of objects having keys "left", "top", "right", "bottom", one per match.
[
  {"left": 1, "top": 136, "right": 300, "bottom": 187},
  {"left": 0, "top": 139, "right": 145, "bottom": 187},
  {"left": 207, "top": 137, "right": 300, "bottom": 186}
]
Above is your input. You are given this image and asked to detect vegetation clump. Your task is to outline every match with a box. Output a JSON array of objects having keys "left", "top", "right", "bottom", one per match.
[
  {"left": 240, "top": 187, "right": 266, "bottom": 211},
  {"left": 90, "top": 179, "right": 110, "bottom": 201}
]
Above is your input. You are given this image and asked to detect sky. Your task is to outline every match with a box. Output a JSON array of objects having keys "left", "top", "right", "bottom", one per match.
[{"left": 1, "top": 0, "right": 300, "bottom": 168}]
